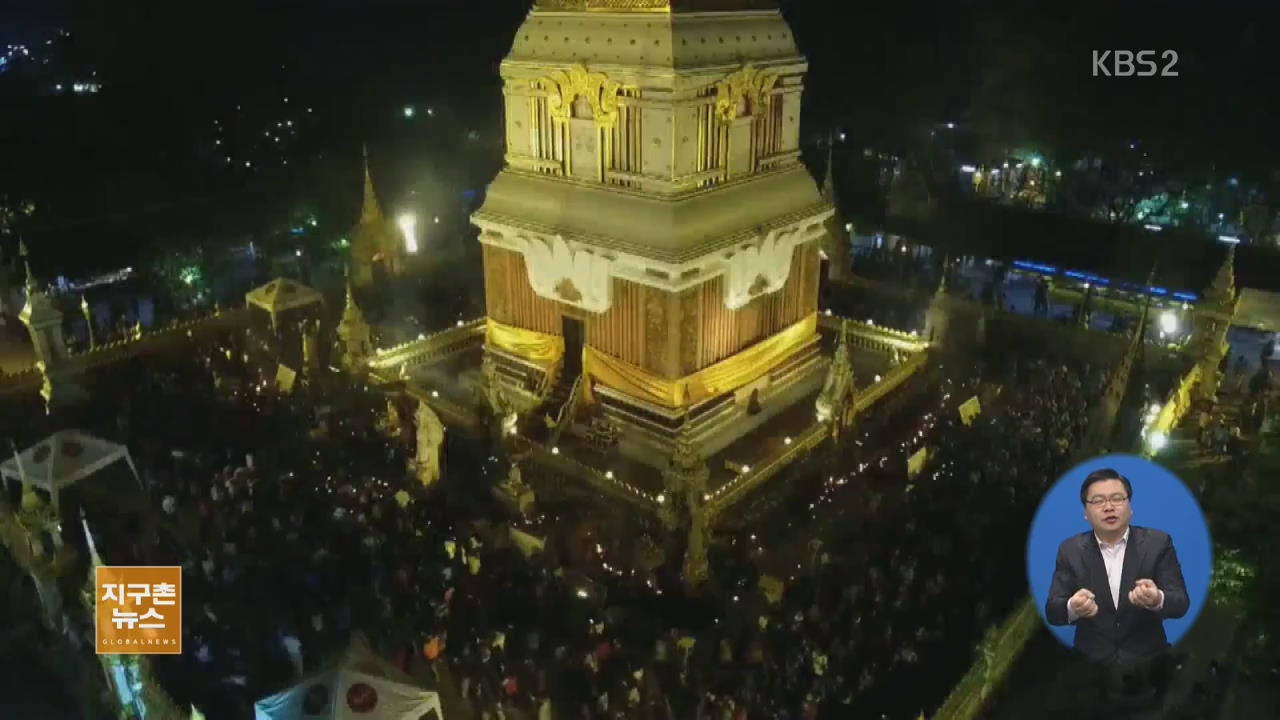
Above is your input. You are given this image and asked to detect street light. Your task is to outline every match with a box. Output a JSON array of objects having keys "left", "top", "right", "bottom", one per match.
[
  {"left": 403, "top": 105, "right": 415, "bottom": 119},
  {"left": 1149, "top": 431, "right": 1168, "bottom": 453},
  {"left": 1159, "top": 310, "right": 1178, "bottom": 335},
  {"left": 398, "top": 213, "right": 418, "bottom": 254}
]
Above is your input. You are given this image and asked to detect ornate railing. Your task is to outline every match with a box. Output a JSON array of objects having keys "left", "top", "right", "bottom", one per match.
[
  {"left": 535, "top": 357, "right": 561, "bottom": 400},
  {"left": 367, "top": 318, "right": 485, "bottom": 371},
  {"left": 819, "top": 311, "right": 930, "bottom": 354},
  {"left": 1, "top": 309, "right": 251, "bottom": 394},
  {"left": 705, "top": 419, "right": 827, "bottom": 521},
  {"left": 366, "top": 371, "right": 483, "bottom": 434},
  {"left": 65, "top": 307, "right": 252, "bottom": 374},
  {"left": 547, "top": 374, "right": 584, "bottom": 448},
  {"left": 1142, "top": 363, "right": 1202, "bottom": 455},
  {"left": 855, "top": 350, "right": 929, "bottom": 414},
  {"left": 703, "top": 349, "right": 928, "bottom": 521},
  {"left": 930, "top": 597, "right": 1040, "bottom": 720},
  {"left": 515, "top": 436, "right": 659, "bottom": 510}
]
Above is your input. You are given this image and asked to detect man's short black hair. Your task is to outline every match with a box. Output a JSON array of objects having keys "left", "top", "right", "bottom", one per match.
[{"left": 1080, "top": 468, "right": 1133, "bottom": 504}]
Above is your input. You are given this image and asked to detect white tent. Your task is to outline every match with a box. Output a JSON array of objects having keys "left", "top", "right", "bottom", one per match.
[
  {"left": 1, "top": 430, "right": 139, "bottom": 499},
  {"left": 246, "top": 278, "right": 324, "bottom": 329},
  {"left": 254, "top": 635, "right": 443, "bottom": 720}
]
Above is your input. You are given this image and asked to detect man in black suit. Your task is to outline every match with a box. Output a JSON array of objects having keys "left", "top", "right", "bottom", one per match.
[{"left": 1045, "top": 468, "right": 1190, "bottom": 664}]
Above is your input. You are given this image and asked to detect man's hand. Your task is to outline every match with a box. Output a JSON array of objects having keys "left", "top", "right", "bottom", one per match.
[
  {"left": 1069, "top": 588, "right": 1098, "bottom": 618},
  {"left": 1129, "top": 578, "right": 1163, "bottom": 610}
]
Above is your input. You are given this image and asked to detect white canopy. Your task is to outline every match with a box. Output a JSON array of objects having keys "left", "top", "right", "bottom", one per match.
[
  {"left": 246, "top": 278, "right": 324, "bottom": 328},
  {"left": 254, "top": 635, "right": 443, "bottom": 720},
  {"left": 1, "top": 429, "right": 138, "bottom": 495}
]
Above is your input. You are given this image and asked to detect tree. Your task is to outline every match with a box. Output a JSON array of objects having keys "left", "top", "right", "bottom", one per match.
[
  {"left": 1241, "top": 203, "right": 1277, "bottom": 245},
  {"left": 144, "top": 242, "right": 210, "bottom": 314},
  {"left": 1210, "top": 424, "right": 1280, "bottom": 676},
  {"left": 887, "top": 161, "right": 937, "bottom": 225}
]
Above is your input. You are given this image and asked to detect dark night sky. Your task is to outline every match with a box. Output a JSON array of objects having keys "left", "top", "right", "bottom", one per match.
[
  {"left": 3, "top": 1, "right": 1280, "bottom": 273},
  {"left": 8, "top": 1, "right": 1278, "bottom": 162},
  {"left": 45, "top": 1, "right": 1278, "bottom": 160}
]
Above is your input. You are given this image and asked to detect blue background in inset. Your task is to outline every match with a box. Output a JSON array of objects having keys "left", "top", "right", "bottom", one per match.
[{"left": 1025, "top": 454, "right": 1213, "bottom": 648}]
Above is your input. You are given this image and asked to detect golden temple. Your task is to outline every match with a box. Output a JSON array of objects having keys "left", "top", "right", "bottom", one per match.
[{"left": 475, "top": 0, "right": 836, "bottom": 466}]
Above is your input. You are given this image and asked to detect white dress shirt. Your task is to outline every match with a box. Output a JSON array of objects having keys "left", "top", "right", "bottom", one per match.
[
  {"left": 1067, "top": 526, "right": 1164, "bottom": 622},
  {"left": 1099, "top": 527, "right": 1129, "bottom": 609}
]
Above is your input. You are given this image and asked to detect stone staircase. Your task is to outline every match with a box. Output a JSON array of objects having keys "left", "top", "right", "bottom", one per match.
[{"left": 529, "top": 372, "right": 580, "bottom": 445}]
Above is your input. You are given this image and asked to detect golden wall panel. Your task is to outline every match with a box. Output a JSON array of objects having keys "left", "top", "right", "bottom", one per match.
[
  {"left": 586, "top": 277, "right": 649, "bottom": 370},
  {"left": 484, "top": 242, "right": 819, "bottom": 379},
  {"left": 482, "top": 245, "right": 561, "bottom": 336},
  {"left": 696, "top": 243, "right": 815, "bottom": 369}
]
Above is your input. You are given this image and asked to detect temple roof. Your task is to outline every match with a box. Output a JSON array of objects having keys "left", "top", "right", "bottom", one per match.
[
  {"left": 360, "top": 144, "right": 383, "bottom": 226},
  {"left": 245, "top": 278, "right": 324, "bottom": 315},
  {"left": 534, "top": 0, "right": 778, "bottom": 11}
]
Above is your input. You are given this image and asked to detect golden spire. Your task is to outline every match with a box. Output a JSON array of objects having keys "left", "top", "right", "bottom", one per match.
[
  {"left": 18, "top": 238, "right": 36, "bottom": 293},
  {"left": 1205, "top": 245, "right": 1236, "bottom": 308},
  {"left": 360, "top": 144, "right": 383, "bottom": 225},
  {"left": 341, "top": 265, "right": 365, "bottom": 324},
  {"left": 822, "top": 132, "right": 836, "bottom": 203}
]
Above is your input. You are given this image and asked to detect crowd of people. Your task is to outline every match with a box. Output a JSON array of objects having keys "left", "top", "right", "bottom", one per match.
[
  {"left": 681, "top": 353, "right": 1110, "bottom": 719},
  {"left": 6, "top": 304, "right": 1184, "bottom": 720}
]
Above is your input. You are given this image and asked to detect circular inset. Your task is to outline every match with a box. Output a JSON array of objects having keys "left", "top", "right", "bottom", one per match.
[
  {"left": 1026, "top": 454, "right": 1211, "bottom": 664},
  {"left": 346, "top": 682, "right": 378, "bottom": 712}
]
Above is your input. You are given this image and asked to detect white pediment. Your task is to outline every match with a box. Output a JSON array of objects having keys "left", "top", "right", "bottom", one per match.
[
  {"left": 517, "top": 234, "right": 614, "bottom": 313},
  {"left": 723, "top": 229, "right": 804, "bottom": 310}
]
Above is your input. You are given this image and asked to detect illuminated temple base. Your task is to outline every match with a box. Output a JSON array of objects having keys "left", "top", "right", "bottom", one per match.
[
  {"left": 366, "top": 314, "right": 922, "bottom": 520},
  {"left": 582, "top": 337, "right": 825, "bottom": 468}
]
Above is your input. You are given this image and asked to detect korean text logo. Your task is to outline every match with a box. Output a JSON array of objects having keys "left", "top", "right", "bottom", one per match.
[
  {"left": 95, "top": 566, "right": 182, "bottom": 655},
  {"left": 1092, "top": 50, "right": 1179, "bottom": 77}
]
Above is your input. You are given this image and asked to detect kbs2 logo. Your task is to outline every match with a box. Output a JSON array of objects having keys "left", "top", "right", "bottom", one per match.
[
  {"left": 95, "top": 566, "right": 182, "bottom": 654},
  {"left": 1092, "top": 50, "right": 1180, "bottom": 77}
]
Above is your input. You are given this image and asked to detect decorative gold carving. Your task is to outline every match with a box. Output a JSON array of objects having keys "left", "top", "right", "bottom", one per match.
[
  {"left": 645, "top": 288, "right": 667, "bottom": 373},
  {"left": 484, "top": 247, "right": 511, "bottom": 323},
  {"left": 555, "top": 278, "right": 584, "bottom": 303},
  {"left": 714, "top": 64, "right": 779, "bottom": 124},
  {"left": 679, "top": 289, "right": 700, "bottom": 375},
  {"left": 536, "top": 64, "right": 624, "bottom": 129}
]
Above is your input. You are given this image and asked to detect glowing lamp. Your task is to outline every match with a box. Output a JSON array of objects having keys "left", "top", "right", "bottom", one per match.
[
  {"left": 1149, "top": 431, "right": 1168, "bottom": 453},
  {"left": 398, "top": 213, "right": 419, "bottom": 254},
  {"left": 1159, "top": 310, "right": 1178, "bottom": 335}
]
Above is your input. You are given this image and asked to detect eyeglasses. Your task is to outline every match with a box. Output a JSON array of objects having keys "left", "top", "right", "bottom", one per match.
[{"left": 1086, "top": 494, "right": 1129, "bottom": 507}]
